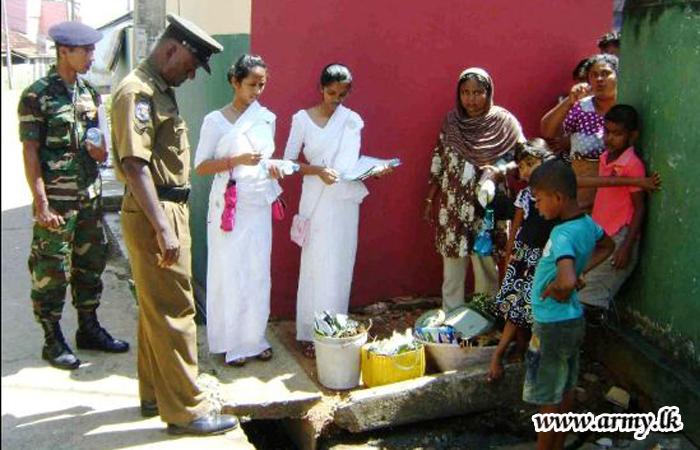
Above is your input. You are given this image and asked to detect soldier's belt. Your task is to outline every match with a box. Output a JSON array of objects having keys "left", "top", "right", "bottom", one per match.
[{"left": 155, "top": 185, "right": 190, "bottom": 204}]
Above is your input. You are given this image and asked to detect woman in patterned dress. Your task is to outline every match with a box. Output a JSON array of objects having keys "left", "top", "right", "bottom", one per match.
[
  {"left": 424, "top": 68, "right": 524, "bottom": 312},
  {"left": 541, "top": 54, "right": 619, "bottom": 211}
]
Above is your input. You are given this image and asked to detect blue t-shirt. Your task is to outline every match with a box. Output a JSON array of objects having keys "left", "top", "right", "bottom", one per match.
[{"left": 531, "top": 214, "right": 605, "bottom": 323}]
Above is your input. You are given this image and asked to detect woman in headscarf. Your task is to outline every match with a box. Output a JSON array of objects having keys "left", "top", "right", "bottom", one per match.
[{"left": 424, "top": 68, "right": 525, "bottom": 312}]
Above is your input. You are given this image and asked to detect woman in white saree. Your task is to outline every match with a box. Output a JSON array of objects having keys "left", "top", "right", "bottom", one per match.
[
  {"left": 284, "top": 64, "right": 392, "bottom": 357},
  {"left": 195, "top": 55, "right": 283, "bottom": 367}
]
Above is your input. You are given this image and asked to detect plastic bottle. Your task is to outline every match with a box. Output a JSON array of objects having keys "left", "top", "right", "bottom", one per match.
[
  {"left": 85, "top": 127, "right": 102, "bottom": 147},
  {"left": 473, "top": 207, "right": 494, "bottom": 256},
  {"left": 265, "top": 159, "right": 301, "bottom": 175}
]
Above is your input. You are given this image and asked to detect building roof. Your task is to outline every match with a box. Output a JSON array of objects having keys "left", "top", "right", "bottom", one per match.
[
  {"left": 97, "top": 11, "right": 133, "bottom": 31},
  {"left": 0, "top": 28, "right": 51, "bottom": 58},
  {"left": 6, "top": 0, "right": 28, "bottom": 34},
  {"left": 39, "top": 1, "right": 69, "bottom": 38}
]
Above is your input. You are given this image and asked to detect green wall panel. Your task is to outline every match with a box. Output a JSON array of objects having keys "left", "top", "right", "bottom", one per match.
[
  {"left": 618, "top": 1, "right": 700, "bottom": 372},
  {"left": 175, "top": 34, "right": 250, "bottom": 296}
]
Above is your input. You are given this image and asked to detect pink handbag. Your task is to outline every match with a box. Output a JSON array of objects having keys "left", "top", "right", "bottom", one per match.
[
  {"left": 290, "top": 214, "right": 310, "bottom": 246},
  {"left": 272, "top": 197, "right": 286, "bottom": 221},
  {"left": 290, "top": 121, "right": 346, "bottom": 247},
  {"left": 220, "top": 178, "right": 237, "bottom": 232}
]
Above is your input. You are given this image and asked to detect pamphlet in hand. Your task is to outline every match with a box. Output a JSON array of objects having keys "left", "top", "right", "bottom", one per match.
[{"left": 343, "top": 156, "right": 401, "bottom": 181}]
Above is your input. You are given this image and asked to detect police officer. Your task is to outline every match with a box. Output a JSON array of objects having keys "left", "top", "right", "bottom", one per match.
[
  {"left": 110, "top": 14, "right": 237, "bottom": 435},
  {"left": 18, "top": 22, "right": 130, "bottom": 371}
]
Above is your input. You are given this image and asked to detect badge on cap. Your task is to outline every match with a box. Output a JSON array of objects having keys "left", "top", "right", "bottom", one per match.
[{"left": 135, "top": 100, "right": 151, "bottom": 123}]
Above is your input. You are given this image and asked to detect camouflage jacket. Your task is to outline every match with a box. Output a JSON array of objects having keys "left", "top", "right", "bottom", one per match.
[{"left": 18, "top": 66, "right": 102, "bottom": 202}]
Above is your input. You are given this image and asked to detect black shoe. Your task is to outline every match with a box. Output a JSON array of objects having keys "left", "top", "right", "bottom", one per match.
[
  {"left": 40, "top": 321, "right": 81, "bottom": 370},
  {"left": 140, "top": 400, "right": 159, "bottom": 418},
  {"left": 167, "top": 412, "right": 239, "bottom": 436},
  {"left": 76, "top": 311, "right": 130, "bottom": 353}
]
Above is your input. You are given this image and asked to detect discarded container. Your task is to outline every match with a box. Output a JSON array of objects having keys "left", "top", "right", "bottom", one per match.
[
  {"left": 414, "top": 309, "right": 446, "bottom": 329},
  {"left": 605, "top": 386, "right": 630, "bottom": 409},
  {"left": 416, "top": 339, "right": 493, "bottom": 372},
  {"left": 314, "top": 332, "right": 367, "bottom": 390},
  {"left": 444, "top": 306, "right": 494, "bottom": 340},
  {"left": 361, "top": 343, "right": 425, "bottom": 388},
  {"left": 413, "top": 326, "right": 457, "bottom": 344}
]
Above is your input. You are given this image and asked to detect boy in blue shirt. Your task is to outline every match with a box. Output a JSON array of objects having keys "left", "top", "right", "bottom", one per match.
[{"left": 525, "top": 160, "right": 615, "bottom": 450}]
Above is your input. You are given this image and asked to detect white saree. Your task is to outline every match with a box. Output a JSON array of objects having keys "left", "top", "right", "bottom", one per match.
[
  {"left": 283, "top": 105, "right": 369, "bottom": 341},
  {"left": 196, "top": 101, "right": 281, "bottom": 362}
]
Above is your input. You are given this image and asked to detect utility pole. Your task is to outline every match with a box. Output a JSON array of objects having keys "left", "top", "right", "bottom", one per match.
[
  {"left": 66, "top": 0, "right": 78, "bottom": 21},
  {"left": 2, "top": 0, "right": 13, "bottom": 89},
  {"left": 72, "top": 0, "right": 80, "bottom": 22}
]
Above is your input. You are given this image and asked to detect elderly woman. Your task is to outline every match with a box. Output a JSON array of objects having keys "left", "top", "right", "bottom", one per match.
[
  {"left": 541, "top": 54, "right": 619, "bottom": 210},
  {"left": 424, "top": 68, "right": 524, "bottom": 312}
]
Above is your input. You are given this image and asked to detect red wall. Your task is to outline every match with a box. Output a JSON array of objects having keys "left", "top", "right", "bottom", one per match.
[{"left": 252, "top": 0, "right": 612, "bottom": 317}]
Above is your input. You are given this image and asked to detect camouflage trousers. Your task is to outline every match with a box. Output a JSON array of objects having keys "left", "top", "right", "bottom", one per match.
[{"left": 28, "top": 197, "right": 107, "bottom": 324}]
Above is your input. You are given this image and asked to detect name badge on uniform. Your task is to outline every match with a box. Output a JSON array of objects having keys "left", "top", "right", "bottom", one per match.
[{"left": 135, "top": 100, "right": 151, "bottom": 123}]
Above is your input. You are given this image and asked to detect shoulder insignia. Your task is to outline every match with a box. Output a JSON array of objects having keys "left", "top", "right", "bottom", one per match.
[{"left": 135, "top": 100, "right": 151, "bottom": 123}]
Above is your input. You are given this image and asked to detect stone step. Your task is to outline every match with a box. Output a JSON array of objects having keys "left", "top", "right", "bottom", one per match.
[{"left": 334, "top": 347, "right": 525, "bottom": 433}]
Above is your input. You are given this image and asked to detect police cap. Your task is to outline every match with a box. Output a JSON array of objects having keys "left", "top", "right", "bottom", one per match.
[
  {"left": 164, "top": 13, "right": 223, "bottom": 74},
  {"left": 48, "top": 21, "right": 102, "bottom": 47}
]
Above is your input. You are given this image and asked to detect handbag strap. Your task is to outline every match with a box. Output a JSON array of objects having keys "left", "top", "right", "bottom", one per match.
[{"left": 306, "top": 119, "right": 347, "bottom": 218}]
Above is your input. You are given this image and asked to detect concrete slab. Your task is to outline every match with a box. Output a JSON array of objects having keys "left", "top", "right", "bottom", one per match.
[
  {"left": 1, "top": 205, "right": 254, "bottom": 449},
  {"left": 103, "top": 211, "right": 128, "bottom": 261},
  {"left": 334, "top": 352, "right": 526, "bottom": 433},
  {"left": 101, "top": 167, "right": 124, "bottom": 213},
  {"left": 197, "top": 326, "right": 323, "bottom": 420}
]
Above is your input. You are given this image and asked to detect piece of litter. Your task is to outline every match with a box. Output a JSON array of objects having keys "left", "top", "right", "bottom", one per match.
[
  {"left": 583, "top": 372, "right": 600, "bottom": 383},
  {"left": 313, "top": 311, "right": 364, "bottom": 338},
  {"left": 605, "top": 386, "right": 630, "bottom": 409},
  {"left": 596, "top": 437, "right": 613, "bottom": 448},
  {"left": 367, "top": 329, "right": 420, "bottom": 356}
]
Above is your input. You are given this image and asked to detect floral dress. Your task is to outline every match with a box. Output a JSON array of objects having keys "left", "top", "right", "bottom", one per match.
[
  {"left": 429, "top": 132, "right": 509, "bottom": 259},
  {"left": 489, "top": 187, "right": 557, "bottom": 327}
]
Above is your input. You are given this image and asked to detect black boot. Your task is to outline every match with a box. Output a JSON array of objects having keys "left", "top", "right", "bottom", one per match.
[
  {"left": 76, "top": 311, "right": 130, "bottom": 353},
  {"left": 41, "top": 321, "right": 81, "bottom": 370}
]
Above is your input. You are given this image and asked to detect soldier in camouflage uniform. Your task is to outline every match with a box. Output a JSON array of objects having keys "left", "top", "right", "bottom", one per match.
[{"left": 18, "top": 21, "right": 129, "bottom": 371}]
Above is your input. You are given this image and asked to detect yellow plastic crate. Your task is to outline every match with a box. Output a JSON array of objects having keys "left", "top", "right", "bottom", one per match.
[{"left": 361, "top": 343, "right": 426, "bottom": 388}]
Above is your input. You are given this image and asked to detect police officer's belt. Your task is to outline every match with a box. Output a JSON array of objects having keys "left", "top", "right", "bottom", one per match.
[{"left": 156, "top": 185, "right": 190, "bottom": 203}]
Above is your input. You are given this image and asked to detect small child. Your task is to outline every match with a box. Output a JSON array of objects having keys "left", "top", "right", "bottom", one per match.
[
  {"left": 525, "top": 159, "right": 614, "bottom": 450},
  {"left": 578, "top": 104, "right": 649, "bottom": 317},
  {"left": 488, "top": 138, "right": 559, "bottom": 382}
]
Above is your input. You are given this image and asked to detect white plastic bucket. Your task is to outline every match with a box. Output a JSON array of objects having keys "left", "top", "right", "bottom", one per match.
[{"left": 314, "top": 332, "right": 368, "bottom": 390}]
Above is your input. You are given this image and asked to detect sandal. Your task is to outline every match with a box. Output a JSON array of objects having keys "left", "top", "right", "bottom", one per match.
[
  {"left": 257, "top": 348, "right": 273, "bottom": 361},
  {"left": 299, "top": 341, "right": 315, "bottom": 359},
  {"left": 227, "top": 357, "right": 246, "bottom": 367}
]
